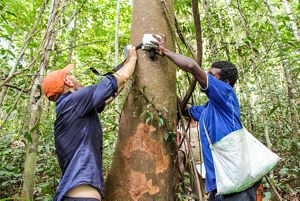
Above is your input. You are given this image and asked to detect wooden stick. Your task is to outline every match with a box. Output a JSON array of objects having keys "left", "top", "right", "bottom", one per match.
[{"left": 265, "top": 175, "right": 283, "bottom": 201}]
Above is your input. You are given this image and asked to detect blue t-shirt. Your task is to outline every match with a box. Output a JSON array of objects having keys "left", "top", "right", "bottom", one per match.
[
  {"left": 189, "top": 74, "right": 242, "bottom": 192},
  {"left": 53, "top": 75, "right": 117, "bottom": 201}
]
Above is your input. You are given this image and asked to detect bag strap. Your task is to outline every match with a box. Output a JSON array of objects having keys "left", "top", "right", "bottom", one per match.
[{"left": 202, "top": 115, "right": 212, "bottom": 145}]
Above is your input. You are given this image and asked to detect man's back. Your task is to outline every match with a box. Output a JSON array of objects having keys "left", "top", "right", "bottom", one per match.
[{"left": 53, "top": 76, "right": 117, "bottom": 201}]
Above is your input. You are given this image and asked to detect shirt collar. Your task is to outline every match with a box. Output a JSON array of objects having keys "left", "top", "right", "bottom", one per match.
[{"left": 56, "top": 91, "right": 71, "bottom": 106}]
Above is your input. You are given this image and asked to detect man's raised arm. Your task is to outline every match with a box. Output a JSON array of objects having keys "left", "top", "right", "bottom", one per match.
[
  {"left": 153, "top": 34, "right": 207, "bottom": 90},
  {"left": 113, "top": 44, "right": 137, "bottom": 88}
]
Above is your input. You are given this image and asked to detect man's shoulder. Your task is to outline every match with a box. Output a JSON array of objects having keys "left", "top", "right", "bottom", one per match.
[
  {"left": 207, "top": 74, "right": 233, "bottom": 90},
  {"left": 58, "top": 86, "right": 95, "bottom": 104},
  {"left": 55, "top": 93, "right": 77, "bottom": 117}
]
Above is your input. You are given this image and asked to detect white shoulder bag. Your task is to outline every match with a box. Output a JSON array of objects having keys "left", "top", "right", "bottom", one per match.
[{"left": 203, "top": 118, "right": 280, "bottom": 195}]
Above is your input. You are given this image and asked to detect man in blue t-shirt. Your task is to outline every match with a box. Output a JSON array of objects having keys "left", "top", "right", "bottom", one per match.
[
  {"left": 41, "top": 45, "right": 137, "bottom": 201},
  {"left": 153, "top": 34, "right": 262, "bottom": 201}
]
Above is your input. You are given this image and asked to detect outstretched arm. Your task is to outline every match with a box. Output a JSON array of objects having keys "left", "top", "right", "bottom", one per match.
[
  {"left": 113, "top": 45, "right": 137, "bottom": 88},
  {"left": 103, "top": 45, "right": 137, "bottom": 105},
  {"left": 153, "top": 34, "right": 207, "bottom": 89}
]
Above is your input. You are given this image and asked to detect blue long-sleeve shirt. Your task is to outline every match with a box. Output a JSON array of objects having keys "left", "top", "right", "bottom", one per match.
[
  {"left": 53, "top": 75, "right": 117, "bottom": 201},
  {"left": 189, "top": 74, "right": 242, "bottom": 192}
]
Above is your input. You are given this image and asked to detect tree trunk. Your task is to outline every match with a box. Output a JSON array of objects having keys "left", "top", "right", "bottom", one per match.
[
  {"left": 105, "top": 0, "right": 178, "bottom": 200},
  {"left": 189, "top": 1, "right": 205, "bottom": 200},
  {"left": 65, "top": 14, "right": 77, "bottom": 65},
  {"left": 285, "top": 72, "right": 299, "bottom": 140},
  {"left": 21, "top": 0, "right": 63, "bottom": 199},
  {"left": 282, "top": 0, "right": 300, "bottom": 41}
]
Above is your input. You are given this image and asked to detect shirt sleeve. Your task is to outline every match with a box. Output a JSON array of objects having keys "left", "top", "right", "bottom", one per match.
[
  {"left": 70, "top": 74, "right": 118, "bottom": 115},
  {"left": 96, "top": 102, "right": 106, "bottom": 113},
  {"left": 204, "top": 74, "right": 232, "bottom": 107},
  {"left": 189, "top": 105, "right": 205, "bottom": 122}
]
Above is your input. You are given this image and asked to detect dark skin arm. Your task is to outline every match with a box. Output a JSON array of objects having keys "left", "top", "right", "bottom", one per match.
[{"left": 152, "top": 33, "right": 208, "bottom": 89}]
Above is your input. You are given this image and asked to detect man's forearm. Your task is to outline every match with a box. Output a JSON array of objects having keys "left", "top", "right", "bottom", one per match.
[
  {"left": 163, "top": 48, "right": 199, "bottom": 74},
  {"left": 163, "top": 48, "right": 207, "bottom": 89},
  {"left": 114, "top": 58, "right": 137, "bottom": 88}
]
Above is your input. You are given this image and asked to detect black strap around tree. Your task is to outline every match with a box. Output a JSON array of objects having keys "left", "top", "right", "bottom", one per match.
[{"left": 89, "top": 43, "right": 143, "bottom": 77}]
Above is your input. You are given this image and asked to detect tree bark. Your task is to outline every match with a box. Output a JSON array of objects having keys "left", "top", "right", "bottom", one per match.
[
  {"left": 65, "top": 14, "right": 77, "bottom": 65},
  {"left": 105, "top": 0, "right": 178, "bottom": 200},
  {"left": 186, "top": 1, "right": 206, "bottom": 200},
  {"left": 21, "top": 0, "right": 63, "bottom": 199},
  {"left": 282, "top": 0, "right": 300, "bottom": 41}
]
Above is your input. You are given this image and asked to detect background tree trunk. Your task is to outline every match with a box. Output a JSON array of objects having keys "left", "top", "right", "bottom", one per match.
[
  {"left": 21, "top": 0, "right": 64, "bottom": 199},
  {"left": 65, "top": 14, "right": 77, "bottom": 65},
  {"left": 282, "top": 0, "right": 300, "bottom": 41},
  {"left": 105, "top": 0, "right": 179, "bottom": 200}
]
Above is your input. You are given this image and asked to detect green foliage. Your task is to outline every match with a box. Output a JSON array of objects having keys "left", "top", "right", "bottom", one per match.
[
  {"left": 176, "top": 172, "right": 198, "bottom": 200},
  {"left": 0, "top": 0, "right": 299, "bottom": 200},
  {"left": 0, "top": 0, "right": 132, "bottom": 199},
  {"left": 140, "top": 104, "right": 155, "bottom": 125},
  {"left": 164, "top": 131, "right": 177, "bottom": 143},
  {"left": 0, "top": 133, "right": 25, "bottom": 198},
  {"left": 174, "top": 0, "right": 299, "bottom": 199},
  {"left": 101, "top": 103, "right": 119, "bottom": 178}
]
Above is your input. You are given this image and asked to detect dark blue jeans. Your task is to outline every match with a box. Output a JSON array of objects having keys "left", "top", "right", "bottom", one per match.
[
  {"left": 63, "top": 197, "right": 100, "bottom": 201},
  {"left": 208, "top": 181, "right": 262, "bottom": 201}
]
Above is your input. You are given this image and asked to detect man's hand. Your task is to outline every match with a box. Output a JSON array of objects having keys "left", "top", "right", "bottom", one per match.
[
  {"left": 127, "top": 44, "right": 137, "bottom": 61},
  {"left": 114, "top": 44, "right": 137, "bottom": 88},
  {"left": 152, "top": 33, "right": 167, "bottom": 56},
  {"left": 152, "top": 34, "right": 207, "bottom": 89}
]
